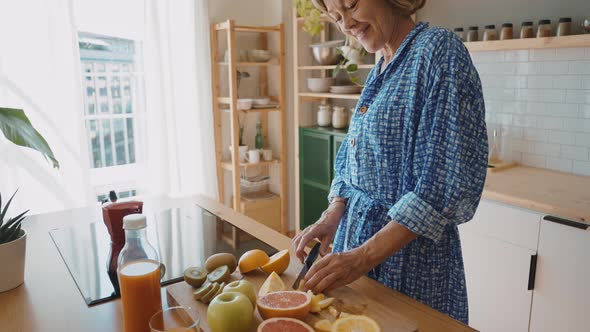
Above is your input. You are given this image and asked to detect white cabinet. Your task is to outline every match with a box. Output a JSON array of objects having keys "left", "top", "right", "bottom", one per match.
[
  {"left": 459, "top": 200, "right": 541, "bottom": 332},
  {"left": 529, "top": 218, "right": 590, "bottom": 332}
]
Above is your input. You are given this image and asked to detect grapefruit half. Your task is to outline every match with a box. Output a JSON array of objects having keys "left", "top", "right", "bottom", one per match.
[
  {"left": 260, "top": 249, "right": 291, "bottom": 275},
  {"left": 238, "top": 249, "right": 270, "bottom": 274},
  {"left": 257, "top": 317, "right": 314, "bottom": 332},
  {"left": 257, "top": 291, "right": 312, "bottom": 320}
]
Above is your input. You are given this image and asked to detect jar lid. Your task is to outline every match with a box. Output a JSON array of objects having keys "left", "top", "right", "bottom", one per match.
[
  {"left": 123, "top": 214, "right": 147, "bottom": 230},
  {"left": 485, "top": 25, "right": 496, "bottom": 29},
  {"left": 559, "top": 17, "right": 572, "bottom": 23},
  {"left": 521, "top": 21, "right": 534, "bottom": 26},
  {"left": 468, "top": 26, "right": 479, "bottom": 31},
  {"left": 454, "top": 27, "right": 464, "bottom": 32},
  {"left": 538, "top": 19, "right": 551, "bottom": 25},
  {"left": 502, "top": 23, "right": 513, "bottom": 28}
]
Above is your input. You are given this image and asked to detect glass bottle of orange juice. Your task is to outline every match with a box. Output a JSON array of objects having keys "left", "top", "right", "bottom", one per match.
[{"left": 117, "top": 214, "right": 162, "bottom": 332}]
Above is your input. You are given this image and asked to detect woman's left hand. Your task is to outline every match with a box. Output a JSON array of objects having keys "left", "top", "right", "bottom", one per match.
[{"left": 302, "top": 248, "right": 374, "bottom": 294}]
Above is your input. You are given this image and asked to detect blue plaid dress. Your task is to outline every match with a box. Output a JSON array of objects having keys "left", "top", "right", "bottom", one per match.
[{"left": 328, "top": 22, "right": 488, "bottom": 324}]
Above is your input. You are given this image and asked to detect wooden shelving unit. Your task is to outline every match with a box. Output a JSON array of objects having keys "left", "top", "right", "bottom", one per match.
[
  {"left": 210, "top": 20, "right": 288, "bottom": 241},
  {"left": 465, "top": 34, "right": 590, "bottom": 52}
]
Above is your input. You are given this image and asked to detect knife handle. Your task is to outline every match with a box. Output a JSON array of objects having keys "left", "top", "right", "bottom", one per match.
[{"left": 305, "top": 243, "right": 322, "bottom": 268}]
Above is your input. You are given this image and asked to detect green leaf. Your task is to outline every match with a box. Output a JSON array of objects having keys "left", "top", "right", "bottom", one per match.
[
  {"left": 0, "top": 210, "right": 27, "bottom": 234},
  {"left": 0, "top": 108, "right": 59, "bottom": 169},
  {"left": 0, "top": 190, "right": 17, "bottom": 225},
  {"left": 332, "top": 63, "right": 342, "bottom": 78},
  {"left": 346, "top": 63, "right": 358, "bottom": 73}
]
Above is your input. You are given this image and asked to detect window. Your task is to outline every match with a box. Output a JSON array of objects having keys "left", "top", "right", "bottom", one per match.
[
  {"left": 97, "top": 189, "right": 137, "bottom": 203},
  {"left": 79, "top": 32, "right": 144, "bottom": 198}
]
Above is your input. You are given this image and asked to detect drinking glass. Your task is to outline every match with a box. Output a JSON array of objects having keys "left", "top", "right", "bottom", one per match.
[{"left": 149, "top": 306, "right": 199, "bottom": 332}]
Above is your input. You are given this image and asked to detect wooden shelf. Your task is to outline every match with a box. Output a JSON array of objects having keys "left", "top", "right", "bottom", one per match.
[
  {"left": 296, "top": 14, "right": 330, "bottom": 23},
  {"left": 298, "top": 64, "right": 374, "bottom": 70},
  {"left": 221, "top": 159, "right": 281, "bottom": 171},
  {"left": 218, "top": 62, "right": 278, "bottom": 67},
  {"left": 220, "top": 107, "right": 281, "bottom": 113},
  {"left": 299, "top": 92, "right": 361, "bottom": 100},
  {"left": 465, "top": 34, "right": 590, "bottom": 52},
  {"left": 215, "top": 22, "right": 281, "bottom": 33}
]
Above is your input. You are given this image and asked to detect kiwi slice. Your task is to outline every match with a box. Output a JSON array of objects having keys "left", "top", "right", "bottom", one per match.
[
  {"left": 193, "top": 283, "right": 213, "bottom": 300},
  {"left": 200, "top": 282, "right": 220, "bottom": 303},
  {"left": 207, "top": 265, "right": 230, "bottom": 284},
  {"left": 205, "top": 282, "right": 226, "bottom": 304},
  {"left": 184, "top": 266, "right": 208, "bottom": 288}
]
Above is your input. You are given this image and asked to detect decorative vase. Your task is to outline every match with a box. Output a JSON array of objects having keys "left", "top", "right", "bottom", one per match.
[{"left": 0, "top": 230, "right": 27, "bottom": 292}]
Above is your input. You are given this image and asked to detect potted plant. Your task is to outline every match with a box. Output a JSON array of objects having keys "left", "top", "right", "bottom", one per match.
[
  {"left": 333, "top": 36, "right": 368, "bottom": 86},
  {"left": 294, "top": 0, "right": 324, "bottom": 36},
  {"left": 0, "top": 107, "right": 59, "bottom": 292}
]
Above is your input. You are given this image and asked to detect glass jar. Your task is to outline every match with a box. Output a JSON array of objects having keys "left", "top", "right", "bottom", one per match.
[
  {"left": 556, "top": 17, "right": 572, "bottom": 36},
  {"left": 483, "top": 25, "right": 497, "bottom": 41},
  {"left": 537, "top": 19, "right": 552, "bottom": 38},
  {"left": 467, "top": 26, "right": 479, "bottom": 42},
  {"left": 454, "top": 27, "right": 465, "bottom": 42},
  {"left": 500, "top": 23, "right": 514, "bottom": 40},
  {"left": 520, "top": 21, "right": 534, "bottom": 38},
  {"left": 317, "top": 105, "right": 332, "bottom": 127},
  {"left": 332, "top": 106, "right": 348, "bottom": 129}
]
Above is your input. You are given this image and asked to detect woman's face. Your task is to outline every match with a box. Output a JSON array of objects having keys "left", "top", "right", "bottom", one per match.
[{"left": 323, "top": 0, "right": 398, "bottom": 53}]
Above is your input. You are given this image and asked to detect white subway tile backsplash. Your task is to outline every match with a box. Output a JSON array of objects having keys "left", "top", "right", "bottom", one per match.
[
  {"left": 561, "top": 145, "right": 589, "bottom": 161},
  {"left": 555, "top": 48, "right": 587, "bottom": 61},
  {"left": 524, "top": 128, "right": 548, "bottom": 142},
  {"left": 539, "top": 89, "right": 566, "bottom": 103},
  {"left": 546, "top": 157, "right": 573, "bottom": 173},
  {"left": 553, "top": 76, "right": 582, "bottom": 89},
  {"left": 522, "top": 153, "right": 546, "bottom": 168},
  {"left": 537, "top": 116, "right": 564, "bottom": 130},
  {"left": 573, "top": 161, "right": 590, "bottom": 176},
  {"left": 474, "top": 47, "right": 590, "bottom": 176},
  {"left": 565, "top": 90, "right": 590, "bottom": 104},
  {"left": 530, "top": 49, "right": 556, "bottom": 61},
  {"left": 569, "top": 61, "right": 590, "bottom": 75},
  {"left": 504, "top": 50, "right": 529, "bottom": 62},
  {"left": 548, "top": 131, "right": 576, "bottom": 145},
  {"left": 527, "top": 76, "right": 553, "bottom": 88},
  {"left": 576, "top": 133, "right": 590, "bottom": 146}
]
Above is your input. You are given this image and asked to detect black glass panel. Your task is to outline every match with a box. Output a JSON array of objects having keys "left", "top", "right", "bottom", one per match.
[{"left": 49, "top": 204, "right": 276, "bottom": 306}]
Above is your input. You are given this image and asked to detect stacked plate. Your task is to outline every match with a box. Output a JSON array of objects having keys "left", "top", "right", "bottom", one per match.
[{"left": 330, "top": 85, "right": 363, "bottom": 94}]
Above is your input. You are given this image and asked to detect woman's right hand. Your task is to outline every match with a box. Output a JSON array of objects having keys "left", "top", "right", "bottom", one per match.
[{"left": 292, "top": 202, "right": 346, "bottom": 263}]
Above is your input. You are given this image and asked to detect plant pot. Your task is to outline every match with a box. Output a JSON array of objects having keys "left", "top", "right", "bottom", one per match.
[{"left": 0, "top": 229, "right": 27, "bottom": 292}]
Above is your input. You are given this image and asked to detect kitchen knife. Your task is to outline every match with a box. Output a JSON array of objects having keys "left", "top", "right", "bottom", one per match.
[{"left": 292, "top": 242, "right": 322, "bottom": 290}]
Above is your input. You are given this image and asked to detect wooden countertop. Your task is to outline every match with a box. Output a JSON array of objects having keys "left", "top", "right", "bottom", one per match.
[
  {"left": 0, "top": 194, "right": 475, "bottom": 332},
  {"left": 483, "top": 166, "right": 590, "bottom": 225}
]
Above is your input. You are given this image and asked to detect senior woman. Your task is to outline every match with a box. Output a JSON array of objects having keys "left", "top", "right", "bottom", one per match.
[{"left": 293, "top": 0, "right": 488, "bottom": 324}]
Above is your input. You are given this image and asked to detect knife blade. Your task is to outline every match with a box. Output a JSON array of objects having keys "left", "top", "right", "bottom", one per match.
[{"left": 292, "top": 242, "right": 322, "bottom": 290}]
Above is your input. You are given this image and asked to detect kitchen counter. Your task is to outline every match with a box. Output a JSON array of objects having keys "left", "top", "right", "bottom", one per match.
[
  {"left": 0, "top": 194, "right": 475, "bottom": 332},
  {"left": 483, "top": 166, "right": 590, "bottom": 225}
]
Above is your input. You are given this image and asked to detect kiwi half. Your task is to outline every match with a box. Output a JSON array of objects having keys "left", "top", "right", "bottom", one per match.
[
  {"left": 207, "top": 265, "right": 230, "bottom": 284},
  {"left": 205, "top": 253, "right": 237, "bottom": 273},
  {"left": 184, "top": 266, "right": 208, "bottom": 288}
]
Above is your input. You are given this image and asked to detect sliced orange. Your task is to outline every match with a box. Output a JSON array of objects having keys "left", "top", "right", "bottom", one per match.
[
  {"left": 258, "top": 271, "right": 285, "bottom": 297},
  {"left": 257, "top": 317, "right": 314, "bottom": 332},
  {"left": 331, "top": 315, "right": 381, "bottom": 332},
  {"left": 257, "top": 290, "right": 312, "bottom": 320},
  {"left": 260, "top": 249, "right": 291, "bottom": 275},
  {"left": 319, "top": 297, "right": 335, "bottom": 310},
  {"left": 238, "top": 249, "right": 270, "bottom": 274}
]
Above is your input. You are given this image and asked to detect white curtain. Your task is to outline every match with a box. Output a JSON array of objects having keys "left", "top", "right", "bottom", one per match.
[
  {"left": 0, "top": 0, "right": 218, "bottom": 215},
  {"left": 143, "top": 0, "right": 218, "bottom": 199},
  {"left": 0, "top": 0, "right": 94, "bottom": 215}
]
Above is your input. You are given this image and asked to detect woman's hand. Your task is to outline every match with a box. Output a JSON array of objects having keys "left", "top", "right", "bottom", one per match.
[
  {"left": 292, "top": 202, "right": 345, "bottom": 263},
  {"left": 302, "top": 247, "right": 373, "bottom": 294}
]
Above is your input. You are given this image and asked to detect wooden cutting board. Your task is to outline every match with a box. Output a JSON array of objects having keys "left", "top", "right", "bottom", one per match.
[{"left": 166, "top": 253, "right": 419, "bottom": 332}]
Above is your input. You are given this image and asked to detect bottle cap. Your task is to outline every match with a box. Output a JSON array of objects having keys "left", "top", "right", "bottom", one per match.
[
  {"left": 485, "top": 25, "right": 496, "bottom": 29},
  {"left": 522, "top": 21, "right": 533, "bottom": 26},
  {"left": 123, "top": 214, "right": 147, "bottom": 230},
  {"left": 454, "top": 27, "right": 464, "bottom": 32},
  {"left": 502, "top": 23, "right": 513, "bottom": 28},
  {"left": 468, "top": 26, "right": 479, "bottom": 31},
  {"left": 558, "top": 17, "right": 572, "bottom": 23},
  {"left": 538, "top": 19, "right": 551, "bottom": 25}
]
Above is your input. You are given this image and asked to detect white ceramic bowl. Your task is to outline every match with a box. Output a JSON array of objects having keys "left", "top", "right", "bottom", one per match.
[
  {"left": 237, "top": 98, "right": 253, "bottom": 110},
  {"left": 307, "top": 78, "right": 335, "bottom": 93},
  {"left": 248, "top": 50, "right": 271, "bottom": 62},
  {"left": 251, "top": 97, "right": 271, "bottom": 106}
]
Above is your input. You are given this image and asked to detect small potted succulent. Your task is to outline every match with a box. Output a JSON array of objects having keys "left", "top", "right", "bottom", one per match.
[
  {"left": 0, "top": 107, "right": 59, "bottom": 292},
  {"left": 0, "top": 191, "right": 29, "bottom": 292}
]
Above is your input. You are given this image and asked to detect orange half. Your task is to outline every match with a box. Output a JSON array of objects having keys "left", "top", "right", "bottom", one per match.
[
  {"left": 238, "top": 249, "right": 270, "bottom": 274},
  {"left": 260, "top": 249, "right": 290, "bottom": 275}
]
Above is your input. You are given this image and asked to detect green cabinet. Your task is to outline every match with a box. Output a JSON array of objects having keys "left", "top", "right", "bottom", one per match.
[{"left": 299, "top": 127, "right": 348, "bottom": 230}]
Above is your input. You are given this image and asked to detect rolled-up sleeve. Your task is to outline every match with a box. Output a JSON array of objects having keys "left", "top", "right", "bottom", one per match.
[
  {"left": 388, "top": 38, "right": 489, "bottom": 242},
  {"left": 328, "top": 137, "right": 353, "bottom": 201}
]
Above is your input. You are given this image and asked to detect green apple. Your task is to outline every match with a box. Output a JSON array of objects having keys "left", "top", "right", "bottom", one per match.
[
  {"left": 222, "top": 279, "right": 257, "bottom": 305},
  {"left": 207, "top": 292, "right": 253, "bottom": 332}
]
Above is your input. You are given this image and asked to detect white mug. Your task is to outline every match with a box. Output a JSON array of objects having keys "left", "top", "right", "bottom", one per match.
[
  {"left": 245, "top": 150, "right": 260, "bottom": 164},
  {"left": 262, "top": 149, "right": 273, "bottom": 161},
  {"left": 229, "top": 146, "right": 248, "bottom": 162}
]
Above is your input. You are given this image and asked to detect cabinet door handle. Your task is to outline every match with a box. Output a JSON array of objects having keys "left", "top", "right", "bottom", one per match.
[
  {"left": 543, "top": 216, "right": 588, "bottom": 230},
  {"left": 527, "top": 254, "right": 538, "bottom": 291}
]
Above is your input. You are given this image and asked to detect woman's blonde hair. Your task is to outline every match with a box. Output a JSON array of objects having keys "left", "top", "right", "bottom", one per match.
[{"left": 312, "top": 0, "right": 425, "bottom": 16}]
